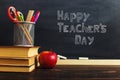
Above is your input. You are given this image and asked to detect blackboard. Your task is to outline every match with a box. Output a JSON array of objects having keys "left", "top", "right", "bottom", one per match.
[{"left": 0, "top": 0, "right": 120, "bottom": 59}]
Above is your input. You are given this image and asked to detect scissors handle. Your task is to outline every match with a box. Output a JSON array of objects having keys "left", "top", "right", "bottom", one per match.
[
  {"left": 8, "top": 6, "right": 18, "bottom": 22},
  {"left": 16, "top": 11, "right": 24, "bottom": 21}
]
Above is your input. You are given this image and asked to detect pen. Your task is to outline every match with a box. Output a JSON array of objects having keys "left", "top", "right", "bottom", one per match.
[
  {"left": 31, "top": 16, "right": 35, "bottom": 22},
  {"left": 29, "top": 11, "right": 40, "bottom": 31},
  {"left": 34, "top": 11, "right": 40, "bottom": 22}
]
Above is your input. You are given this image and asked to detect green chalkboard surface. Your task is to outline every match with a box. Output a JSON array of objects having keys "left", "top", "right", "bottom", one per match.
[{"left": 0, "top": 0, "right": 120, "bottom": 59}]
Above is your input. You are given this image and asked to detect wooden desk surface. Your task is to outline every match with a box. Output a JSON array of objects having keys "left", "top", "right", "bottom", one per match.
[{"left": 0, "top": 65, "right": 120, "bottom": 80}]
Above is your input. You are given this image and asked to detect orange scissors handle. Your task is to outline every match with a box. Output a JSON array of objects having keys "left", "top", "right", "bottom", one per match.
[{"left": 8, "top": 6, "right": 18, "bottom": 23}]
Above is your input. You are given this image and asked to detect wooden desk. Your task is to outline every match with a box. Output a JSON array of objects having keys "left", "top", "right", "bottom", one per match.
[{"left": 0, "top": 65, "right": 120, "bottom": 80}]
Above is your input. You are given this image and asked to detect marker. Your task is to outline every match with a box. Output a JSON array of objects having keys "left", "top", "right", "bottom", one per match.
[
  {"left": 34, "top": 11, "right": 40, "bottom": 22},
  {"left": 31, "top": 16, "right": 35, "bottom": 22}
]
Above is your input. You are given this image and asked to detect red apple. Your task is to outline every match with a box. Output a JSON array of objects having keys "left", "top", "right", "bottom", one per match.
[{"left": 39, "top": 51, "right": 58, "bottom": 69}]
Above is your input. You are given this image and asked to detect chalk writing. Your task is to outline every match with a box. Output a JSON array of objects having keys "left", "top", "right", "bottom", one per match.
[
  {"left": 57, "top": 10, "right": 90, "bottom": 22},
  {"left": 75, "top": 35, "right": 94, "bottom": 45},
  {"left": 57, "top": 10, "right": 107, "bottom": 46},
  {"left": 57, "top": 22, "right": 107, "bottom": 33}
]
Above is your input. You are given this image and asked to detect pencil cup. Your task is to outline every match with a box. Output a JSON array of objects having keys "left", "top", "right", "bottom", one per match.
[{"left": 14, "top": 21, "right": 35, "bottom": 46}]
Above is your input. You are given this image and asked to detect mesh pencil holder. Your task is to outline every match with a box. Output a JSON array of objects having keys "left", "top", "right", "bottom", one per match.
[{"left": 14, "top": 21, "right": 35, "bottom": 47}]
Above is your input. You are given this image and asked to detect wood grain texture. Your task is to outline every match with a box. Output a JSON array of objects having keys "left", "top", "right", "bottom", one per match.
[{"left": 0, "top": 65, "right": 120, "bottom": 80}]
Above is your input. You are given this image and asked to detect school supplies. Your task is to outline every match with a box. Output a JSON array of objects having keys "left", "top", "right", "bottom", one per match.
[
  {"left": 8, "top": 6, "right": 24, "bottom": 22},
  {"left": 34, "top": 11, "right": 40, "bottom": 22},
  {"left": 8, "top": 6, "right": 40, "bottom": 46},
  {"left": 16, "top": 11, "right": 24, "bottom": 21},
  {"left": 8, "top": 6, "right": 40, "bottom": 23},
  {"left": 0, "top": 46, "right": 39, "bottom": 58},
  {"left": 0, "top": 46, "right": 39, "bottom": 72},
  {"left": 26, "top": 10, "right": 35, "bottom": 22},
  {"left": 14, "top": 22, "right": 34, "bottom": 46},
  {"left": 31, "top": 16, "right": 35, "bottom": 22}
]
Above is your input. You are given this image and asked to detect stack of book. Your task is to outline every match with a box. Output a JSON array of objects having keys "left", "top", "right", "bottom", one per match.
[{"left": 0, "top": 46, "right": 39, "bottom": 72}]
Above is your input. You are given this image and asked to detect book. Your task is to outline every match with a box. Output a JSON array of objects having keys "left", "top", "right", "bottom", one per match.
[
  {"left": 0, "top": 46, "right": 39, "bottom": 58},
  {"left": 0, "top": 56, "right": 35, "bottom": 66},
  {"left": 0, "top": 64, "right": 35, "bottom": 72}
]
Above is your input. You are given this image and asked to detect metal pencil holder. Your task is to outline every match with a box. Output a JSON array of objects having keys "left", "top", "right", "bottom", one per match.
[{"left": 14, "top": 21, "right": 35, "bottom": 46}]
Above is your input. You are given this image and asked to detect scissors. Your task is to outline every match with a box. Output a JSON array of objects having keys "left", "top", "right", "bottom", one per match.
[
  {"left": 16, "top": 11, "right": 24, "bottom": 21},
  {"left": 8, "top": 6, "right": 24, "bottom": 23}
]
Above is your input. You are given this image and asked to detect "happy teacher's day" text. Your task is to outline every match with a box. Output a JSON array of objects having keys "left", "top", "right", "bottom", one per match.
[{"left": 57, "top": 10, "right": 107, "bottom": 46}]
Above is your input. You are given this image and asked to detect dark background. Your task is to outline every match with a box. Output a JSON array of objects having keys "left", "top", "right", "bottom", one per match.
[{"left": 0, "top": 0, "right": 120, "bottom": 59}]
